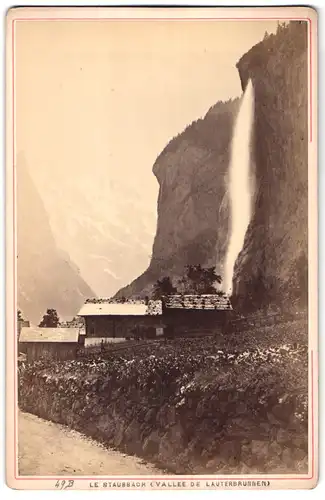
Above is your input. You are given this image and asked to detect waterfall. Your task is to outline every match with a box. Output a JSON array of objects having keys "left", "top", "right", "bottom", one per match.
[{"left": 223, "top": 80, "right": 255, "bottom": 294}]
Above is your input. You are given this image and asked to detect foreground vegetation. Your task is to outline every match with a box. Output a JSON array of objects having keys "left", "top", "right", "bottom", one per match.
[{"left": 19, "top": 317, "right": 308, "bottom": 474}]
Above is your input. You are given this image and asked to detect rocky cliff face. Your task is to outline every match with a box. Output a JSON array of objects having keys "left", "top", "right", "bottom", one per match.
[
  {"left": 17, "top": 159, "right": 95, "bottom": 324},
  {"left": 118, "top": 22, "right": 308, "bottom": 312},
  {"left": 233, "top": 21, "right": 308, "bottom": 311},
  {"left": 116, "top": 99, "right": 239, "bottom": 298}
]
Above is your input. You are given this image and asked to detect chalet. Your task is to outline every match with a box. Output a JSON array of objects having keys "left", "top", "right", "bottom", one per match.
[
  {"left": 77, "top": 298, "right": 164, "bottom": 346},
  {"left": 19, "top": 327, "right": 85, "bottom": 362},
  {"left": 162, "top": 294, "right": 233, "bottom": 336},
  {"left": 77, "top": 294, "right": 232, "bottom": 342}
]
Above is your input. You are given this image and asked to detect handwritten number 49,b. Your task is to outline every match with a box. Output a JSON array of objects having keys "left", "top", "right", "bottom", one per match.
[{"left": 55, "top": 480, "right": 74, "bottom": 490}]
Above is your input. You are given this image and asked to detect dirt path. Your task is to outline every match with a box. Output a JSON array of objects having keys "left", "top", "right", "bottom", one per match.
[{"left": 18, "top": 411, "right": 162, "bottom": 476}]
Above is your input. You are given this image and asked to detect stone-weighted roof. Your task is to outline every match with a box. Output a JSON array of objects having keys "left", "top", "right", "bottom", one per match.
[
  {"left": 162, "top": 294, "right": 232, "bottom": 311},
  {"left": 79, "top": 294, "right": 231, "bottom": 317},
  {"left": 79, "top": 298, "right": 162, "bottom": 316}
]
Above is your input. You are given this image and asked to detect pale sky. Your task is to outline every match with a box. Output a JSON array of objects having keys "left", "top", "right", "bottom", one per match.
[{"left": 16, "top": 19, "right": 278, "bottom": 205}]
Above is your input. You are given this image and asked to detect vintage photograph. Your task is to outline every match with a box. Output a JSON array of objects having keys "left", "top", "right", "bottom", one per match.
[{"left": 6, "top": 6, "right": 317, "bottom": 490}]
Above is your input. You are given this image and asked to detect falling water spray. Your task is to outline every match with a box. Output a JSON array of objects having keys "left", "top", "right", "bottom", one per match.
[{"left": 223, "top": 80, "right": 255, "bottom": 294}]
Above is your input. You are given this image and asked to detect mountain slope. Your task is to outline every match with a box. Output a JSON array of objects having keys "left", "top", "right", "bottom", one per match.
[
  {"left": 116, "top": 99, "right": 239, "bottom": 298},
  {"left": 17, "top": 158, "right": 95, "bottom": 324},
  {"left": 28, "top": 169, "right": 157, "bottom": 298},
  {"left": 117, "top": 21, "right": 308, "bottom": 314}
]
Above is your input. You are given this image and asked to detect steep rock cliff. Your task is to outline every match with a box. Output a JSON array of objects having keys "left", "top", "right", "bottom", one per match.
[
  {"left": 17, "top": 159, "right": 96, "bottom": 324},
  {"left": 116, "top": 99, "right": 239, "bottom": 298},
  {"left": 233, "top": 21, "right": 308, "bottom": 311},
  {"left": 118, "top": 21, "right": 308, "bottom": 309}
]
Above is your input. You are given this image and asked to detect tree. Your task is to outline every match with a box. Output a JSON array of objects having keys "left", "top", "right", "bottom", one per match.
[
  {"left": 178, "top": 265, "right": 222, "bottom": 294},
  {"left": 17, "top": 310, "right": 24, "bottom": 322},
  {"left": 152, "top": 277, "right": 178, "bottom": 299},
  {"left": 38, "top": 309, "right": 60, "bottom": 328},
  {"left": 66, "top": 316, "right": 84, "bottom": 328}
]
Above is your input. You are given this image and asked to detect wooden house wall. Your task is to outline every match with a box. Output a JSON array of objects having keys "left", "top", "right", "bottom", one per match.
[
  {"left": 85, "top": 316, "right": 163, "bottom": 339},
  {"left": 162, "top": 309, "right": 231, "bottom": 335},
  {"left": 84, "top": 310, "right": 232, "bottom": 339},
  {"left": 25, "top": 342, "right": 77, "bottom": 362}
]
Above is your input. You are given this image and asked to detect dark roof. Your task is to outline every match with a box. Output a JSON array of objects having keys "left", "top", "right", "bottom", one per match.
[{"left": 162, "top": 294, "right": 232, "bottom": 311}]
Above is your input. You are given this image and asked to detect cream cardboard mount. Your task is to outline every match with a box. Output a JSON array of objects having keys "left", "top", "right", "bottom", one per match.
[{"left": 5, "top": 5, "right": 318, "bottom": 491}]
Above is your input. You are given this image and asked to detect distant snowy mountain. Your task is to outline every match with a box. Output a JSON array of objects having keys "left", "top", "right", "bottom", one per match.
[
  {"left": 26, "top": 164, "right": 158, "bottom": 299},
  {"left": 17, "top": 157, "right": 96, "bottom": 324}
]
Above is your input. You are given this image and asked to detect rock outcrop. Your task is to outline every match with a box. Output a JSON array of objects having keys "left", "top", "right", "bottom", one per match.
[
  {"left": 233, "top": 21, "right": 308, "bottom": 312},
  {"left": 116, "top": 99, "right": 239, "bottom": 298}
]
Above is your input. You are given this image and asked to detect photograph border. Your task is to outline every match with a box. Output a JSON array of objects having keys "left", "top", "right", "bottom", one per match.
[{"left": 5, "top": 5, "right": 318, "bottom": 490}]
